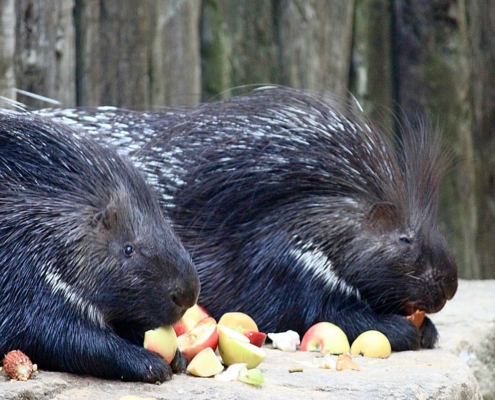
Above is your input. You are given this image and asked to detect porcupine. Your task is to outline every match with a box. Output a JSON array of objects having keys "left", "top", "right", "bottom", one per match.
[
  {"left": 40, "top": 86, "right": 458, "bottom": 351},
  {"left": 0, "top": 112, "right": 200, "bottom": 382}
]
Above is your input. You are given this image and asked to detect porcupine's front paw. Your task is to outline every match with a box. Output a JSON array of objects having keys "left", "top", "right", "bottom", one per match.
[
  {"left": 170, "top": 348, "right": 188, "bottom": 373},
  {"left": 110, "top": 346, "right": 175, "bottom": 383}
]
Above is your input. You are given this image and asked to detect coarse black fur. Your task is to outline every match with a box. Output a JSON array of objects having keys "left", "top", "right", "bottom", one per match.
[
  {"left": 0, "top": 112, "right": 200, "bottom": 382},
  {"left": 41, "top": 86, "right": 458, "bottom": 351}
]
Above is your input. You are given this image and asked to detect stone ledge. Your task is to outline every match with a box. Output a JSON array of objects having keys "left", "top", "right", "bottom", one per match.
[
  {"left": 0, "top": 347, "right": 480, "bottom": 400},
  {"left": 432, "top": 279, "right": 495, "bottom": 400},
  {"left": 1, "top": 279, "right": 488, "bottom": 400}
]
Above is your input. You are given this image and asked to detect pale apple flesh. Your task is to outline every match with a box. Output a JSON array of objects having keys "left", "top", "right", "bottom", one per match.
[
  {"left": 186, "top": 347, "right": 224, "bottom": 377},
  {"left": 217, "top": 325, "right": 266, "bottom": 369},
  {"left": 300, "top": 322, "right": 350, "bottom": 354}
]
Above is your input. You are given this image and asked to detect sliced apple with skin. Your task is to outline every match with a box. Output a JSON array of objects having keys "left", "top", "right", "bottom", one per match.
[
  {"left": 218, "top": 312, "right": 267, "bottom": 346},
  {"left": 300, "top": 322, "right": 350, "bottom": 354},
  {"left": 173, "top": 303, "right": 210, "bottom": 337},
  {"left": 350, "top": 330, "right": 391, "bottom": 358},
  {"left": 177, "top": 316, "right": 218, "bottom": 362},
  {"left": 217, "top": 325, "right": 266, "bottom": 369},
  {"left": 218, "top": 312, "right": 259, "bottom": 332},
  {"left": 187, "top": 347, "right": 224, "bottom": 377},
  {"left": 143, "top": 325, "right": 177, "bottom": 364}
]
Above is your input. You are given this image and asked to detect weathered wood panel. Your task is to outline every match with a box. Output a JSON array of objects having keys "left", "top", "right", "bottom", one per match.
[
  {"left": 1, "top": 0, "right": 494, "bottom": 278},
  {"left": 98, "top": 0, "right": 152, "bottom": 108},
  {"left": 201, "top": 0, "right": 279, "bottom": 101},
  {"left": 150, "top": 0, "right": 202, "bottom": 107},
  {"left": 350, "top": 0, "right": 394, "bottom": 131},
  {"left": 15, "top": 0, "right": 76, "bottom": 107},
  {"left": 200, "top": 0, "right": 354, "bottom": 101},
  {"left": 393, "top": 0, "right": 480, "bottom": 278},
  {"left": 468, "top": 0, "right": 495, "bottom": 277},
  {"left": 73, "top": 0, "right": 101, "bottom": 106},
  {"left": 0, "top": 0, "right": 16, "bottom": 102},
  {"left": 275, "top": 0, "right": 354, "bottom": 98},
  {"left": 74, "top": 0, "right": 202, "bottom": 108}
]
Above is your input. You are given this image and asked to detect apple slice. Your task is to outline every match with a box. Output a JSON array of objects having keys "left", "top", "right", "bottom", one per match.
[
  {"left": 218, "top": 312, "right": 258, "bottom": 332},
  {"left": 173, "top": 303, "right": 210, "bottom": 337},
  {"left": 406, "top": 310, "right": 426, "bottom": 328},
  {"left": 218, "top": 312, "right": 267, "bottom": 346},
  {"left": 177, "top": 316, "right": 218, "bottom": 362},
  {"left": 300, "top": 322, "right": 350, "bottom": 354},
  {"left": 143, "top": 325, "right": 177, "bottom": 364},
  {"left": 217, "top": 325, "right": 266, "bottom": 369},
  {"left": 187, "top": 347, "right": 224, "bottom": 377},
  {"left": 242, "top": 330, "right": 267, "bottom": 347},
  {"left": 350, "top": 330, "right": 391, "bottom": 358}
]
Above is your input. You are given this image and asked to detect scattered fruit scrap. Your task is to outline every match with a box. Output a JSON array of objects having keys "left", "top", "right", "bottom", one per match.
[
  {"left": 3, "top": 350, "right": 37, "bottom": 381},
  {"left": 215, "top": 363, "right": 265, "bottom": 386},
  {"left": 267, "top": 330, "right": 300, "bottom": 352},
  {"left": 215, "top": 363, "right": 248, "bottom": 382},
  {"left": 336, "top": 353, "right": 361, "bottom": 371},
  {"left": 238, "top": 368, "right": 264, "bottom": 386}
]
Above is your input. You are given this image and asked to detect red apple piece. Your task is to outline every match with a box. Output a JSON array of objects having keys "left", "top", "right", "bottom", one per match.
[
  {"left": 300, "top": 322, "right": 350, "bottom": 354},
  {"left": 173, "top": 303, "right": 210, "bottom": 337},
  {"left": 143, "top": 325, "right": 178, "bottom": 364},
  {"left": 243, "top": 330, "right": 267, "bottom": 347},
  {"left": 177, "top": 316, "right": 218, "bottom": 362}
]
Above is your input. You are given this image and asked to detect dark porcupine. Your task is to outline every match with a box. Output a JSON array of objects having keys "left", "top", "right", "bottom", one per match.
[
  {"left": 41, "top": 86, "right": 458, "bottom": 351},
  {"left": 0, "top": 112, "right": 200, "bottom": 382}
]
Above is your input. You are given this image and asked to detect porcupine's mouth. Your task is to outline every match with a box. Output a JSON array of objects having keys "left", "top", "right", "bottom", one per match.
[
  {"left": 402, "top": 297, "right": 446, "bottom": 316},
  {"left": 403, "top": 302, "right": 423, "bottom": 316}
]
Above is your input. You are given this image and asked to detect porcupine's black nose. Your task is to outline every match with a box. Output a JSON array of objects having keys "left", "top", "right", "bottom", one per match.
[{"left": 169, "top": 258, "right": 200, "bottom": 312}]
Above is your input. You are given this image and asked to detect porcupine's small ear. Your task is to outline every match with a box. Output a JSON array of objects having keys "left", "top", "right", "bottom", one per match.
[
  {"left": 363, "top": 202, "right": 400, "bottom": 234},
  {"left": 92, "top": 202, "right": 118, "bottom": 232}
]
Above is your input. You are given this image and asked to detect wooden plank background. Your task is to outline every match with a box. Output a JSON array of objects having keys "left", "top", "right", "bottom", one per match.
[{"left": 0, "top": 0, "right": 493, "bottom": 279}]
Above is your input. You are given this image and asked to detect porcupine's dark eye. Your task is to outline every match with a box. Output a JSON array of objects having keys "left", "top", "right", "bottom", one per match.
[
  {"left": 123, "top": 245, "right": 134, "bottom": 257},
  {"left": 399, "top": 236, "right": 411, "bottom": 244}
]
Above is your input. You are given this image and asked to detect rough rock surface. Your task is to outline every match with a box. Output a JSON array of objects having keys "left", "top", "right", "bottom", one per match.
[
  {"left": 0, "top": 279, "right": 487, "bottom": 400},
  {"left": 432, "top": 279, "right": 495, "bottom": 400}
]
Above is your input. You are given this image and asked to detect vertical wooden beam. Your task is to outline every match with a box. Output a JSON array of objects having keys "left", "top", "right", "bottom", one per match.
[
  {"left": 150, "top": 0, "right": 202, "bottom": 106},
  {"left": 275, "top": 0, "right": 355, "bottom": 98},
  {"left": 15, "top": 0, "right": 76, "bottom": 107},
  {"left": 0, "top": 0, "right": 16, "bottom": 102}
]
